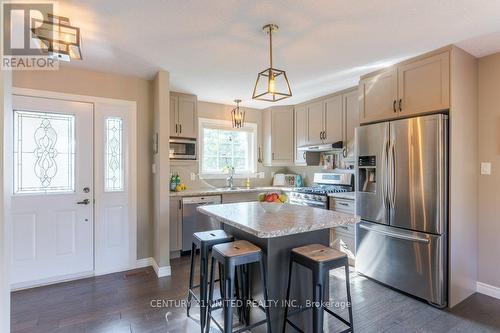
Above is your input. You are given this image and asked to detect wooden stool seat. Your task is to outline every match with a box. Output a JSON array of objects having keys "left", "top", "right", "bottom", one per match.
[
  {"left": 212, "top": 240, "right": 261, "bottom": 258},
  {"left": 292, "top": 244, "right": 346, "bottom": 262}
]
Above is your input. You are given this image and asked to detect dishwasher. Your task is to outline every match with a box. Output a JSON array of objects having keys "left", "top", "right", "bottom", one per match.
[{"left": 181, "top": 195, "right": 222, "bottom": 252}]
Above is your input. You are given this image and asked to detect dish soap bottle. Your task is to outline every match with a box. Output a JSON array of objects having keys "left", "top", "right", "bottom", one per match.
[{"left": 170, "top": 173, "right": 176, "bottom": 191}]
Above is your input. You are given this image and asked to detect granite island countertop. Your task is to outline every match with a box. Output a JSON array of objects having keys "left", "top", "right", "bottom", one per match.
[{"left": 198, "top": 202, "right": 360, "bottom": 238}]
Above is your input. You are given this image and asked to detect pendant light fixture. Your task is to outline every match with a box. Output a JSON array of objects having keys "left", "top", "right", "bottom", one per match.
[
  {"left": 231, "top": 99, "right": 245, "bottom": 128},
  {"left": 31, "top": 14, "right": 82, "bottom": 61},
  {"left": 252, "top": 24, "right": 292, "bottom": 102}
]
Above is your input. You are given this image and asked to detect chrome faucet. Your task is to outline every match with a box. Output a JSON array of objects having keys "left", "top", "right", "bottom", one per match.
[{"left": 226, "top": 166, "right": 235, "bottom": 189}]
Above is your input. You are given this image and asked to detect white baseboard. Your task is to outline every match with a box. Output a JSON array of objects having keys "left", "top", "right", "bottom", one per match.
[
  {"left": 11, "top": 271, "right": 94, "bottom": 291},
  {"left": 136, "top": 257, "right": 154, "bottom": 268},
  {"left": 152, "top": 258, "right": 171, "bottom": 278},
  {"left": 477, "top": 281, "right": 500, "bottom": 300}
]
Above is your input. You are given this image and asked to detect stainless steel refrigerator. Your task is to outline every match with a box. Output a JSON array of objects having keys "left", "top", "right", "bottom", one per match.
[{"left": 355, "top": 114, "right": 448, "bottom": 307}]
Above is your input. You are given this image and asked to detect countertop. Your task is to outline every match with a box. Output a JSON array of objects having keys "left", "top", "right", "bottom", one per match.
[
  {"left": 198, "top": 202, "right": 360, "bottom": 238},
  {"left": 328, "top": 192, "right": 355, "bottom": 200},
  {"left": 169, "top": 186, "right": 295, "bottom": 197}
]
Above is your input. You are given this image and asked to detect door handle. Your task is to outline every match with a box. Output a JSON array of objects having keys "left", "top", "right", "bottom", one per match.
[
  {"left": 359, "top": 224, "right": 429, "bottom": 244},
  {"left": 398, "top": 98, "right": 402, "bottom": 112},
  {"left": 77, "top": 199, "right": 90, "bottom": 205},
  {"left": 179, "top": 124, "right": 182, "bottom": 133},
  {"left": 393, "top": 100, "right": 397, "bottom": 113},
  {"left": 175, "top": 124, "right": 178, "bottom": 133}
]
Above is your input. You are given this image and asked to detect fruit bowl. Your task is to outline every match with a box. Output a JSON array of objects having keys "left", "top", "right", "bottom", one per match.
[
  {"left": 259, "top": 202, "right": 283, "bottom": 213},
  {"left": 257, "top": 192, "right": 288, "bottom": 213}
]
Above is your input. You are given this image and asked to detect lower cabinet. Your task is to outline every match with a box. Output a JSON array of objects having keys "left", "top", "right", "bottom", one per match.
[
  {"left": 222, "top": 192, "right": 259, "bottom": 203},
  {"left": 169, "top": 197, "right": 182, "bottom": 252},
  {"left": 329, "top": 197, "right": 356, "bottom": 265}
]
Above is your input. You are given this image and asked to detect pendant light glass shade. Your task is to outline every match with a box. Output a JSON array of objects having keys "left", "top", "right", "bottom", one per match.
[
  {"left": 231, "top": 99, "right": 245, "bottom": 128},
  {"left": 252, "top": 24, "right": 292, "bottom": 102},
  {"left": 31, "top": 14, "right": 82, "bottom": 61}
]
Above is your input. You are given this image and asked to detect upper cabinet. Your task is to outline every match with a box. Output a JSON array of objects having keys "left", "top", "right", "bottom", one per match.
[
  {"left": 398, "top": 52, "right": 450, "bottom": 117},
  {"left": 292, "top": 88, "right": 358, "bottom": 165},
  {"left": 343, "top": 89, "right": 359, "bottom": 160},
  {"left": 359, "top": 68, "right": 398, "bottom": 123},
  {"left": 170, "top": 92, "right": 197, "bottom": 138},
  {"left": 306, "top": 101, "right": 324, "bottom": 145},
  {"left": 294, "top": 105, "right": 308, "bottom": 165},
  {"left": 262, "top": 106, "right": 294, "bottom": 166},
  {"left": 324, "top": 94, "right": 343, "bottom": 143},
  {"left": 359, "top": 50, "right": 450, "bottom": 124}
]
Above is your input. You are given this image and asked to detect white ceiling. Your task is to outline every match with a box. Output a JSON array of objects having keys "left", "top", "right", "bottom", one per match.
[{"left": 59, "top": 0, "right": 500, "bottom": 109}]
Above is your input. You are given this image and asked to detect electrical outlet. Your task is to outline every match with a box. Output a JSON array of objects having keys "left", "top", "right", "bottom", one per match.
[
  {"left": 151, "top": 163, "right": 156, "bottom": 174},
  {"left": 481, "top": 162, "right": 491, "bottom": 175},
  {"left": 190, "top": 172, "right": 196, "bottom": 181}
]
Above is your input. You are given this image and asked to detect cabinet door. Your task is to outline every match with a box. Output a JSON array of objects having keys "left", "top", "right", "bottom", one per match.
[
  {"left": 178, "top": 96, "right": 197, "bottom": 138},
  {"left": 271, "top": 107, "right": 294, "bottom": 164},
  {"left": 324, "top": 94, "right": 343, "bottom": 143},
  {"left": 398, "top": 51, "right": 450, "bottom": 117},
  {"left": 359, "top": 68, "right": 398, "bottom": 124},
  {"left": 169, "top": 198, "right": 182, "bottom": 251},
  {"left": 170, "top": 95, "right": 178, "bottom": 136},
  {"left": 294, "top": 106, "right": 308, "bottom": 165},
  {"left": 307, "top": 100, "right": 324, "bottom": 144},
  {"left": 343, "top": 90, "right": 359, "bottom": 159}
]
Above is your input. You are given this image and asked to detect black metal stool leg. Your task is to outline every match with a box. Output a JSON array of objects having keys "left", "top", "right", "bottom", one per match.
[
  {"left": 312, "top": 268, "right": 324, "bottom": 333},
  {"left": 282, "top": 258, "right": 294, "bottom": 333},
  {"left": 219, "top": 262, "right": 225, "bottom": 299},
  {"left": 205, "top": 257, "right": 217, "bottom": 333},
  {"left": 199, "top": 246, "right": 209, "bottom": 333},
  {"left": 345, "top": 263, "right": 354, "bottom": 332},
  {"left": 187, "top": 242, "right": 196, "bottom": 317},
  {"left": 259, "top": 257, "right": 272, "bottom": 333},
  {"left": 223, "top": 263, "right": 236, "bottom": 333}
]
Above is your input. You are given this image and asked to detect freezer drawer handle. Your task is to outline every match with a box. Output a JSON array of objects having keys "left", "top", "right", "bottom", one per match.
[{"left": 359, "top": 224, "right": 430, "bottom": 244}]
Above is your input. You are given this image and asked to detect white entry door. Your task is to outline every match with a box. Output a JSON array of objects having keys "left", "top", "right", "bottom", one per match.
[{"left": 11, "top": 95, "right": 94, "bottom": 287}]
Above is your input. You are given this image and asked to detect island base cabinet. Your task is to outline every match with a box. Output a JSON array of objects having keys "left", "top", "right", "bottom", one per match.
[{"left": 222, "top": 225, "right": 330, "bottom": 333}]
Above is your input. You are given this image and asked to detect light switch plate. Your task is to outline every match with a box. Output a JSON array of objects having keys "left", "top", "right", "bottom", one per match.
[
  {"left": 190, "top": 172, "right": 196, "bottom": 181},
  {"left": 481, "top": 162, "right": 491, "bottom": 175},
  {"left": 152, "top": 163, "right": 156, "bottom": 174}
]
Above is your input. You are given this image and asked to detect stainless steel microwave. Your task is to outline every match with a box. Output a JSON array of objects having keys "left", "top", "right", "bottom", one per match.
[{"left": 169, "top": 138, "right": 196, "bottom": 160}]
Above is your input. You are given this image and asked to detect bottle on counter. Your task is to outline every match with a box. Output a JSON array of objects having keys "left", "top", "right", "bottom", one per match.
[{"left": 170, "top": 173, "right": 177, "bottom": 191}]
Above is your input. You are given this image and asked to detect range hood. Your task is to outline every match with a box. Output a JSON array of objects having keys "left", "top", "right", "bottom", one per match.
[{"left": 298, "top": 141, "right": 343, "bottom": 152}]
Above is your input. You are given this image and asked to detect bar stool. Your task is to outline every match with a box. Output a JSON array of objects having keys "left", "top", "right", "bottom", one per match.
[
  {"left": 187, "top": 230, "right": 234, "bottom": 333},
  {"left": 206, "top": 240, "right": 272, "bottom": 333},
  {"left": 282, "top": 244, "right": 354, "bottom": 333}
]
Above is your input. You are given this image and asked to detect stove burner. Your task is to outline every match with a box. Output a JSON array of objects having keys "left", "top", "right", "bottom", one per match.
[{"left": 294, "top": 185, "right": 352, "bottom": 195}]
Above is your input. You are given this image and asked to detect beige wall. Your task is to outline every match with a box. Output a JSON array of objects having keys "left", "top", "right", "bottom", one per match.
[
  {"left": 13, "top": 66, "right": 154, "bottom": 259},
  {"left": 170, "top": 101, "right": 282, "bottom": 189},
  {"left": 478, "top": 52, "right": 500, "bottom": 289}
]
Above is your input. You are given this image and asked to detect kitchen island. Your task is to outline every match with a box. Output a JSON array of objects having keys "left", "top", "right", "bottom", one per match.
[{"left": 198, "top": 202, "right": 359, "bottom": 332}]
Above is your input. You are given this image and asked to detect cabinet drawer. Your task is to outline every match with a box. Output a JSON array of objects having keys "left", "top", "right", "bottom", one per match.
[{"left": 329, "top": 197, "right": 355, "bottom": 214}]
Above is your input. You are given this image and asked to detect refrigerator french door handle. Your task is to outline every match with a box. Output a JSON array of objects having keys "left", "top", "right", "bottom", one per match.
[
  {"left": 389, "top": 139, "right": 396, "bottom": 209},
  {"left": 359, "top": 224, "right": 430, "bottom": 244},
  {"left": 381, "top": 139, "right": 389, "bottom": 211}
]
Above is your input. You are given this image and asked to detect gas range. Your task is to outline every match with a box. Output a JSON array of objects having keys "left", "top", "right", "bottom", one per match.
[{"left": 290, "top": 172, "right": 354, "bottom": 209}]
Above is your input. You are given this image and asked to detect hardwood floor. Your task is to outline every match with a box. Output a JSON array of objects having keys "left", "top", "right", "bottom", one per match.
[{"left": 11, "top": 255, "right": 500, "bottom": 333}]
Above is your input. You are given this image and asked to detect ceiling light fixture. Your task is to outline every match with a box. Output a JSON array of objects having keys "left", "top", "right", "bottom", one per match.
[
  {"left": 231, "top": 99, "right": 245, "bottom": 128},
  {"left": 31, "top": 14, "right": 82, "bottom": 61},
  {"left": 252, "top": 23, "right": 292, "bottom": 102}
]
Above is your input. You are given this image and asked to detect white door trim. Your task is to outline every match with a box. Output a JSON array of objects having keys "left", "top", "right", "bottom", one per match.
[{"left": 11, "top": 87, "right": 137, "bottom": 283}]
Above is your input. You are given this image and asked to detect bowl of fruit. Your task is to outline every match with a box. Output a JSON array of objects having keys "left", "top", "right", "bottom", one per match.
[{"left": 257, "top": 192, "right": 288, "bottom": 213}]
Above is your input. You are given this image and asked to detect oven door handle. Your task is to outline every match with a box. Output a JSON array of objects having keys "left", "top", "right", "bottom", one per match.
[{"left": 290, "top": 199, "right": 326, "bottom": 208}]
